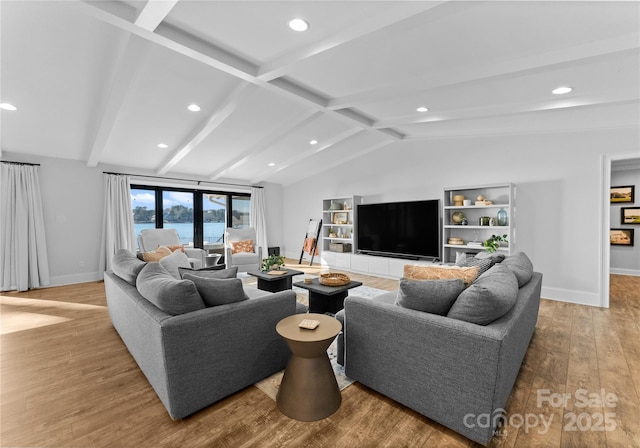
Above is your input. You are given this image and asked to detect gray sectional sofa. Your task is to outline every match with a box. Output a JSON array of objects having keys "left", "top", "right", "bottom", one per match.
[
  {"left": 336, "top": 252, "right": 542, "bottom": 445},
  {"left": 104, "top": 249, "right": 304, "bottom": 420}
]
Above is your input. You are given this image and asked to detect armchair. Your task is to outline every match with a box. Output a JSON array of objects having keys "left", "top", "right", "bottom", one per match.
[
  {"left": 225, "top": 227, "right": 262, "bottom": 272},
  {"left": 137, "top": 228, "right": 206, "bottom": 269}
]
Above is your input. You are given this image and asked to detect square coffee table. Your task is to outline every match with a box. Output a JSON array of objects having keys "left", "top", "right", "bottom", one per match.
[
  {"left": 248, "top": 269, "right": 304, "bottom": 293},
  {"left": 292, "top": 278, "right": 363, "bottom": 314}
]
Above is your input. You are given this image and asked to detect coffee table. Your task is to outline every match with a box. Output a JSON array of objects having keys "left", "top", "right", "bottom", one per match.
[
  {"left": 292, "top": 278, "right": 363, "bottom": 314},
  {"left": 248, "top": 269, "right": 304, "bottom": 293},
  {"left": 275, "top": 313, "right": 342, "bottom": 421}
]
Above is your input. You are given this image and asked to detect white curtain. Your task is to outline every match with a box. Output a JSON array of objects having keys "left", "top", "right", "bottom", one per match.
[
  {"left": 250, "top": 186, "right": 268, "bottom": 259},
  {"left": 0, "top": 163, "right": 50, "bottom": 291},
  {"left": 99, "top": 174, "right": 135, "bottom": 272}
]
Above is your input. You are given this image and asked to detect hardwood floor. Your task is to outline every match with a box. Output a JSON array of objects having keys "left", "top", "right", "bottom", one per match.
[{"left": 1, "top": 263, "right": 639, "bottom": 447}]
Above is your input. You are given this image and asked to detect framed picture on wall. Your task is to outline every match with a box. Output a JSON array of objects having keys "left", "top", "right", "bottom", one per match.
[
  {"left": 610, "top": 229, "right": 634, "bottom": 246},
  {"left": 610, "top": 185, "right": 634, "bottom": 203},
  {"left": 621, "top": 207, "right": 640, "bottom": 225}
]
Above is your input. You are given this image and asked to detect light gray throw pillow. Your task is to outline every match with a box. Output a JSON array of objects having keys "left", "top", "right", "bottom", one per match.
[
  {"left": 179, "top": 266, "right": 238, "bottom": 280},
  {"left": 447, "top": 264, "right": 518, "bottom": 325},
  {"left": 395, "top": 278, "right": 465, "bottom": 315},
  {"left": 136, "top": 263, "right": 205, "bottom": 315},
  {"left": 111, "top": 249, "right": 146, "bottom": 286},
  {"left": 501, "top": 252, "right": 533, "bottom": 287},
  {"left": 159, "top": 249, "right": 192, "bottom": 280},
  {"left": 182, "top": 273, "right": 248, "bottom": 307}
]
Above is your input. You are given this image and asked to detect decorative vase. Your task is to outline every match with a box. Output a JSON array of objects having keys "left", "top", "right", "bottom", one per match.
[{"left": 497, "top": 208, "right": 508, "bottom": 226}]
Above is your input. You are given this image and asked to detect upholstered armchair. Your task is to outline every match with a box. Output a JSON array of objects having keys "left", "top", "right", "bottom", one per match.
[
  {"left": 137, "top": 228, "right": 206, "bottom": 269},
  {"left": 225, "top": 227, "right": 262, "bottom": 273}
]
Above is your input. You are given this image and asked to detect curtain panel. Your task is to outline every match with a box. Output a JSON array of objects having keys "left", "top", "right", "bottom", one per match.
[
  {"left": 99, "top": 174, "right": 136, "bottom": 272},
  {"left": 0, "top": 163, "right": 50, "bottom": 291},
  {"left": 250, "top": 187, "right": 268, "bottom": 259}
]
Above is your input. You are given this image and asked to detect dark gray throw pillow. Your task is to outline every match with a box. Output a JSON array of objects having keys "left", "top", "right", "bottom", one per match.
[
  {"left": 179, "top": 266, "right": 238, "bottom": 280},
  {"left": 182, "top": 273, "right": 248, "bottom": 307},
  {"left": 136, "top": 263, "right": 205, "bottom": 315},
  {"left": 501, "top": 252, "right": 533, "bottom": 287},
  {"left": 395, "top": 278, "right": 465, "bottom": 315},
  {"left": 455, "top": 254, "right": 494, "bottom": 276},
  {"left": 447, "top": 264, "right": 518, "bottom": 325},
  {"left": 111, "top": 249, "right": 146, "bottom": 286}
]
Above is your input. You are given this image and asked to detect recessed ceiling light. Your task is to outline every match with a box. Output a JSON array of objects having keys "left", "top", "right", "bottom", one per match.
[
  {"left": 187, "top": 104, "right": 201, "bottom": 112},
  {"left": 416, "top": 106, "right": 429, "bottom": 112},
  {"left": 157, "top": 143, "right": 168, "bottom": 149},
  {"left": 0, "top": 102, "right": 17, "bottom": 111},
  {"left": 552, "top": 86, "right": 573, "bottom": 95},
  {"left": 309, "top": 139, "right": 318, "bottom": 145},
  {"left": 268, "top": 162, "right": 275, "bottom": 167},
  {"left": 288, "top": 18, "right": 309, "bottom": 32}
]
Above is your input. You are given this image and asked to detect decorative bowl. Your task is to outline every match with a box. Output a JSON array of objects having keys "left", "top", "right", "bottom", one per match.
[{"left": 319, "top": 272, "right": 350, "bottom": 286}]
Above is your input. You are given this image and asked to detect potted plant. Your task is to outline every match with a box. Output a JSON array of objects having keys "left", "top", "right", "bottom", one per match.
[
  {"left": 483, "top": 234, "right": 508, "bottom": 253},
  {"left": 328, "top": 227, "right": 338, "bottom": 238},
  {"left": 261, "top": 254, "right": 285, "bottom": 271}
]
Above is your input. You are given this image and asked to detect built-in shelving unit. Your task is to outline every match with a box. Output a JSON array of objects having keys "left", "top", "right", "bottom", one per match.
[
  {"left": 321, "top": 196, "right": 362, "bottom": 258},
  {"left": 442, "top": 183, "right": 515, "bottom": 263}
]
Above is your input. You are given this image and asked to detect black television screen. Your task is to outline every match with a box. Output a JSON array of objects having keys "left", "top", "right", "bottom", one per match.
[{"left": 356, "top": 199, "right": 440, "bottom": 260}]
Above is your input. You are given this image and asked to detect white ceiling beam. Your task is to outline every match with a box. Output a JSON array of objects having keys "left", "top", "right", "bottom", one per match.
[
  {"left": 135, "top": 0, "right": 179, "bottom": 31},
  {"left": 251, "top": 127, "right": 362, "bottom": 184},
  {"left": 86, "top": 36, "right": 150, "bottom": 167},
  {"left": 256, "top": 2, "right": 447, "bottom": 82},
  {"left": 329, "top": 33, "right": 640, "bottom": 110},
  {"left": 208, "top": 109, "right": 322, "bottom": 181},
  {"left": 156, "top": 82, "right": 256, "bottom": 175}
]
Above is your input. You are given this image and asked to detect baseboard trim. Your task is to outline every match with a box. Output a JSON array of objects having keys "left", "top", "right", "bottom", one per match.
[
  {"left": 48, "top": 272, "right": 103, "bottom": 287},
  {"left": 610, "top": 268, "right": 640, "bottom": 277},
  {"left": 540, "top": 286, "right": 603, "bottom": 308}
]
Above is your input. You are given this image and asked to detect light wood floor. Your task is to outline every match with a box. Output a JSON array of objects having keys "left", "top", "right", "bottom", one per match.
[{"left": 1, "top": 262, "right": 639, "bottom": 447}]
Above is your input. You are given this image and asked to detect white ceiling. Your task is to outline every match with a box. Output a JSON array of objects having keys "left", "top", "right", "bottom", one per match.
[{"left": 1, "top": 1, "right": 639, "bottom": 186}]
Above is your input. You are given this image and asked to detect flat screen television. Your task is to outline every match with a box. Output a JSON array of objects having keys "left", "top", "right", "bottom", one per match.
[{"left": 356, "top": 199, "right": 440, "bottom": 260}]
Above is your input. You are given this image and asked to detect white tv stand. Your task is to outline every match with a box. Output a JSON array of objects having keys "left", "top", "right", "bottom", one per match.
[{"left": 320, "top": 251, "right": 439, "bottom": 279}]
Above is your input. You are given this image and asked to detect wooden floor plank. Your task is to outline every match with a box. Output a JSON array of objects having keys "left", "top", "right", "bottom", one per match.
[{"left": 1, "top": 266, "right": 639, "bottom": 447}]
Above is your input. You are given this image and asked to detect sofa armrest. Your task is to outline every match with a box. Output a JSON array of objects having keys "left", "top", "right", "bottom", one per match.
[{"left": 184, "top": 247, "right": 206, "bottom": 268}]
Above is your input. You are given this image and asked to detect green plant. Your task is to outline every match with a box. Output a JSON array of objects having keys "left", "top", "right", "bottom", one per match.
[
  {"left": 261, "top": 254, "right": 285, "bottom": 271},
  {"left": 483, "top": 234, "right": 508, "bottom": 253}
]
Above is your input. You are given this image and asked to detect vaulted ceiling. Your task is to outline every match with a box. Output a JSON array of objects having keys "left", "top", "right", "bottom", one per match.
[{"left": 1, "top": 1, "right": 639, "bottom": 186}]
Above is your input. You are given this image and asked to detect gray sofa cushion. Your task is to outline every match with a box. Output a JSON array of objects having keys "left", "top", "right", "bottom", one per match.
[
  {"left": 447, "top": 264, "right": 518, "bottom": 325},
  {"left": 501, "top": 252, "right": 534, "bottom": 287},
  {"left": 112, "top": 249, "right": 146, "bottom": 286},
  {"left": 136, "top": 263, "right": 205, "bottom": 315},
  {"left": 179, "top": 266, "right": 238, "bottom": 280},
  {"left": 181, "top": 273, "right": 248, "bottom": 307},
  {"left": 395, "top": 278, "right": 465, "bottom": 315},
  {"left": 159, "top": 249, "right": 192, "bottom": 280}
]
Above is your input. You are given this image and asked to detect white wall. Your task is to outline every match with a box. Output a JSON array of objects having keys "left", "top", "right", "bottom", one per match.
[
  {"left": 282, "top": 128, "right": 640, "bottom": 307},
  {"left": 610, "top": 166, "right": 640, "bottom": 275}
]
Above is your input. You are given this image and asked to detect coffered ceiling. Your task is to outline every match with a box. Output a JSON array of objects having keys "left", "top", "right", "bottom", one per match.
[{"left": 1, "top": 1, "right": 638, "bottom": 186}]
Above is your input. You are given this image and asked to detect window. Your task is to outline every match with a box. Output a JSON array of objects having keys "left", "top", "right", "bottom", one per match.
[{"left": 130, "top": 185, "right": 250, "bottom": 250}]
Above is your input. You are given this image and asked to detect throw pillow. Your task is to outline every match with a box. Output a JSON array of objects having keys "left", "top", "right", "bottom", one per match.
[
  {"left": 403, "top": 264, "right": 479, "bottom": 287},
  {"left": 142, "top": 245, "right": 172, "bottom": 262},
  {"left": 182, "top": 273, "right": 248, "bottom": 307},
  {"left": 179, "top": 266, "right": 238, "bottom": 280},
  {"left": 447, "top": 264, "right": 519, "bottom": 325},
  {"left": 455, "top": 254, "right": 494, "bottom": 276},
  {"left": 395, "top": 278, "right": 465, "bottom": 315},
  {"left": 501, "top": 252, "right": 533, "bottom": 287},
  {"left": 111, "top": 249, "right": 146, "bottom": 286},
  {"left": 474, "top": 251, "right": 506, "bottom": 264},
  {"left": 159, "top": 249, "right": 192, "bottom": 280},
  {"left": 166, "top": 244, "right": 185, "bottom": 253},
  {"left": 229, "top": 239, "right": 254, "bottom": 254},
  {"left": 136, "top": 263, "right": 205, "bottom": 315}
]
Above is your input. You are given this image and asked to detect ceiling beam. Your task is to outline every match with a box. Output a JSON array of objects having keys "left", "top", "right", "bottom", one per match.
[
  {"left": 156, "top": 82, "right": 256, "bottom": 175},
  {"left": 208, "top": 109, "right": 322, "bottom": 181},
  {"left": 134, "top": 0, "right": 179, "bottom": 31}
]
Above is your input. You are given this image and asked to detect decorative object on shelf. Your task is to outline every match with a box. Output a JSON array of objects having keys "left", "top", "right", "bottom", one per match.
[
  {"left": 479, "top": 216, "right": 491, "bottom": 226},
  {"left": 451, "top": 211, "right": 466, "bottom": 224},
  {"left": 319, "top": 272, "right": 350, "bottom": 286},
  {"left": 329, "top": 243, "right": 352, "bottom": 252},
  {"left": 329, "top": 202, "right": 343, "bottom": 211},
  {"left": 448, "top": 237, "right": 464, "bottom": 245},
  {"left": 497, "top": 208, "right": 508, "bottom": 226},
  {"left": 343, "top": 201, "right": 350, "bottom": 210},
  {"left": 482, "top": 234, "right": 508, "bottom": 253},
  {"left": 332, "top": 212, "right": 348, "bottom": 224},
  {"left": 489, "top": 217, "right": 497, "bottom": 226},
  {"left": 328, "top": 227, "right": 338, "bottom": 238},
  {"left": 261, "top": 254, "right": 285, "bottom": 271},
  {"left": 452, "top": 194, "right": 465, "bottom": 206},
  {"left": 463, "top": 199, "right": 471, "bottom": 206},
  {"left": 610, "top": 185, "right": 634, "bottom": 204}
]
